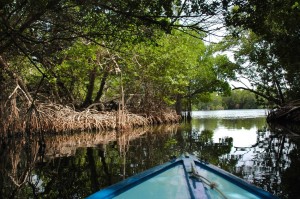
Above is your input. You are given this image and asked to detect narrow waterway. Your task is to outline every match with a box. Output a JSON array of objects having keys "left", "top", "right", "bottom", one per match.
[{"left": 1, "top": 109, "right": 299, "bottom": 198}]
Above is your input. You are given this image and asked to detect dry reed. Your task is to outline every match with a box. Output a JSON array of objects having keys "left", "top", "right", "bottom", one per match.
[
  {"left": 1, "top": 85, "right": 181, "bottom": 136},
  {"left": 37, "top": 104, "right": 180, "bottom": 134}
]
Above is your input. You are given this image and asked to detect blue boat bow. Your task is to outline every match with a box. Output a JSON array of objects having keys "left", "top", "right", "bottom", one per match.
[{"left": 87, "top": 154, "right": 278, "bottom": 199}]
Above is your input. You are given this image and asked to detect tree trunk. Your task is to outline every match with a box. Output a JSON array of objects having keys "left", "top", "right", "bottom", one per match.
[
  {"left": 0, "top": 56, "right": 6, "bottom": 134},
  {"left": 187, "top": 96, "right": 192, "bottom": 121},
  {"left": 52, "top": 82, "right": 62, "bottom": 104},
  {"left": 94, "top": 71, "right": 109, "bottom": 102},
  {"left": 82, "top": 68, "right": 96, "bottom": 108},
  {"left": 56, "top": 78, "right": 75, "bottom": 103},
  {"left": 175, "top": 94, "right": 183, "bottom": 116},
  {"left": 0, "top": 55, "right": 33, "bottom": 102},
  {"left": 274, "top": 78, "right": 285, "bottom": 105},
  {"left": 0, "top": 55, "right": 33, "bottom": 135},
  {"left": 187, "top": 85, "right": 192, "bottom": 121}
]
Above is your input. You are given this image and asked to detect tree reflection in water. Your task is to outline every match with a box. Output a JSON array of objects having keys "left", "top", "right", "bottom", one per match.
[{"left": 0, "top": 120, "right": 299, "bottom": 198}]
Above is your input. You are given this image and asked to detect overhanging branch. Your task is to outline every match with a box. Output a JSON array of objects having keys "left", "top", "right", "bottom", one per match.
[{"left": 233, "top": 87, "right": 281, "bottom": 105}]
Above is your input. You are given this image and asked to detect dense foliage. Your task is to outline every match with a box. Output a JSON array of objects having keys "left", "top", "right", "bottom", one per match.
[
  {"left": 223, "top": 0, "right": 300, "bottom": 105},
  {"left": 1, "top": 0, "right": 300, "bottom": 130},
  {"left": 31, "top": 30, "right": 232, "bottom": 114},
  {"left": 0, "top": 0, "right": 236, "bottom": 135},
  {"left": 120, "top": 31, "right": 233, "bottom": 114},
  {"left": 218, "top": 32, "right": 288, "bottom": 106},
  {"left": 0, "top": 1, "right": 227, "bottom": 112},
  {"left": 196, "top": 90, "right": 262, "bottom": 110},
  {"left": 0, "top": 0, "right": 224, "bottom": 61}
]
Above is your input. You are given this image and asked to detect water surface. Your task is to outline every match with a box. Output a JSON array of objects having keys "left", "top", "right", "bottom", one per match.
[{"left": 0, "top": 109, "right": 299, "bottom": 198}]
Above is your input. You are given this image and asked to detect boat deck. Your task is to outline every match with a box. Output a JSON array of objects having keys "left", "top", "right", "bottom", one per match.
[{"left": 87, "top": 154, "right": 278, "bottom": 199}]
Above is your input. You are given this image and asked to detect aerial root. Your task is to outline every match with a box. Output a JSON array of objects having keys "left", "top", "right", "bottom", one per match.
[{"left": 1, "top": 102, "right": 181, "bottom": 135}]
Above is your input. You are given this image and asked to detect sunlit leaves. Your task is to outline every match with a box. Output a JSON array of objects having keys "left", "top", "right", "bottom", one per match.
[
  {"left": 119, "top": 30, "right": 231, "bottom": 112},
  {"left": 224, "top": 0, "right": 300, "bottom": 101}
]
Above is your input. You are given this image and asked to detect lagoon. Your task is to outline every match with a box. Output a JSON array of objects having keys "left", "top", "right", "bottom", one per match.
[{"left": 0, "top": 109, "right": 299, "bottom": 198}]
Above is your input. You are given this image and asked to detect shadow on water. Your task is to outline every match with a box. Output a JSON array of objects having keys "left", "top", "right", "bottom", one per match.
[{"left": 0, "top": 111, "right": 300, "bottom": 198}]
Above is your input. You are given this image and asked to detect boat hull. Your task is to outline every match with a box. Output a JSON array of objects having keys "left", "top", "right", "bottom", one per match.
[{"left": 87, "top": 154, "right": 277, "bottom": 199}]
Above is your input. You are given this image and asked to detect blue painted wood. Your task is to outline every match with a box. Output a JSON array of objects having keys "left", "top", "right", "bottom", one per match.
[
  {"left": 194, "top": 160, "right": 276, "bottom": 199},
  {"left": 86, "top": 159, "right": 198, "bottom": 199},
  {"left": 182, "top": 155, "right": 209, "bottom": 199},
  {"left": 86, "top": 154, "right": 278, "bottom": 199}
]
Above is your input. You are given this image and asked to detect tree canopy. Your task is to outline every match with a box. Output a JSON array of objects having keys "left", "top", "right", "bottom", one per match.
[
  {"left": 0, "top": 0, "right": 224, "bottom": 60},
  {"left": 31, "top": 30, "right": 232, "bottom": 114},
  {"left": 223, "top": 0, "right": 300, "bottom": 104},
  {"left": 120, "top": 30, "right": 233, "bottom": 114},
  {"left": 0, "top": 0, "right": 227, "bottom": 105},
  {"left": 2, "top": 0, "right": 300, "bottom": 130}
]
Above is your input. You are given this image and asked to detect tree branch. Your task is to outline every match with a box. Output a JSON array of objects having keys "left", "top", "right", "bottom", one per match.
[{"left": 233, "top": 87, "right": 281, "bottom": 105}]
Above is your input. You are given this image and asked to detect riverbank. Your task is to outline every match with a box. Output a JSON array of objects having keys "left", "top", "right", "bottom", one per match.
[
  {"left": 267, "top": 100, "right": 300, "bottom": 123},
  {"left": 0, "top": 102, "right": 181, "bottom": 136}
]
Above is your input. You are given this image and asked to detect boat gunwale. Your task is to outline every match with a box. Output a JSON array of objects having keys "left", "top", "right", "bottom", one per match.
[
  {"left": 192, "top": 157, "right": 278, "bottom": 199},
  {"left": 87, "top": 158, "right": 196, "bottom": 199},
  {"left": 87, "top": 154, "right": 278, "bottom": 199}
]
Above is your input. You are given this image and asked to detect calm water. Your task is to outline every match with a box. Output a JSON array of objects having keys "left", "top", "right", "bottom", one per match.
[{"left": 1, "top": 109, "right": 300, "bottom": 198}]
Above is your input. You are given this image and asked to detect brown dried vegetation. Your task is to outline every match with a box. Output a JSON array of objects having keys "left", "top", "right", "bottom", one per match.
[{"left": 0, "top": 85, "right": 180, "bottom": 136}]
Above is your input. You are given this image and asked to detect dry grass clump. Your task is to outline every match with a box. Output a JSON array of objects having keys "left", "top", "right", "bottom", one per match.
[
  {"left": 37, "top": 105, "right": 181, "bottom": 134},
  {"left": 36, "top": 103, "right": 151, "bottom": 133},
  {"left": 35, "top": 104, "right": 181, "bottom": 134},
  {"left": 0, "top": 85, "right": 181, "bottom": 136},
  {"left": 1, "top": 101, "right": 181, "bottom": 135}
]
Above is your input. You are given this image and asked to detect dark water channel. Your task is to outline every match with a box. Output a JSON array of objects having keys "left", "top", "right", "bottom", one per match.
[{"left": 1, "top": 109, "right": 300, "bottom": 198}]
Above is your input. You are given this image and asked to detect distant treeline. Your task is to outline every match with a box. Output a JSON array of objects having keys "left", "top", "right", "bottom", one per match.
[{"left": 195, "top": 90, "right": 264, "bottom": 110}]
